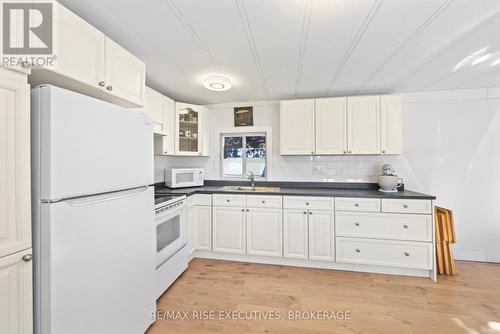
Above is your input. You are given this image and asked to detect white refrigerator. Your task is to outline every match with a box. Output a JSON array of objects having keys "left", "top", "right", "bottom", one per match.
[{"left": 31, "top": 85, "right": 156, "bottom": 334}]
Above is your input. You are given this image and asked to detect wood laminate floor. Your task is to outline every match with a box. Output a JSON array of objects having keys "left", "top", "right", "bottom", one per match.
[{"left": 147, "top": 259, "right": 500, "bottom": 334}]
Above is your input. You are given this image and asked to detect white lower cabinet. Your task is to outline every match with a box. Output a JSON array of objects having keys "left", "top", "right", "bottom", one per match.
[
  {"left": 212, "top": 207, "right": 246, "bottom": 254},
  {"left": 196, "top": 206, "right": 212, "bottom": 251},
  {"left": 187, "top": 207, "right": 197, "bottom": 255},
  {"left": 283, "top": 210, "right": 309, "bottom": 259},
  {"left": 246, "top": 208, "right": 282, "bottom": 257},
  {"left": 308, "top": 211, "right": 335, "bottom": 261},
  {"left": 0, "top": 249, "right": 33, "bottom": 334}
]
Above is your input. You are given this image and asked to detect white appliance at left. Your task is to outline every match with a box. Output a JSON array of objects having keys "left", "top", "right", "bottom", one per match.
[{"left": 31, "top": 85, "right": 156, "bottom": 334}]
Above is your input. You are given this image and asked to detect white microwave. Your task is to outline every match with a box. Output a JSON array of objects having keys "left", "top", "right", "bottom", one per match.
[{"left": 165, "top": 168, "right": 204, "bottom": 188}]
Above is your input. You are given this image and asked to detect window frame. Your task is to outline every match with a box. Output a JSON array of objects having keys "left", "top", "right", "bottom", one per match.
[{"left": 220, "top": 132, "right": 267, "bottom": 180}]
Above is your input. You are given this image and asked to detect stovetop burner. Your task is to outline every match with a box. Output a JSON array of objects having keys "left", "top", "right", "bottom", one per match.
[{"left": 154, "top": 193, "right": 186, "bottom": 208}]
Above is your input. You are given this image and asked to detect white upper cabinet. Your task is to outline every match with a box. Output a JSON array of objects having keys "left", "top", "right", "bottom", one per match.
[
  {"left": 51, "top": 3, "right": 105, "bottom": 89},
  {"left": 104, "top": 37, "right": 145, "bottom": 106},
  {"left": 380, "top": 95, "right": 402, "bottom": 154},
  {"left": 315, "top": 97, "right": 347, "bottom": 155},
  {"left": 280, "top": 99, "right": 315, "bottom": 155},
  {"left": 347, "top": 96, "right": 381, "bottom": 155},
  {"left": 175, "top": 103, "right": 206, "bottom": 156},
  {"left": 145, "top": 87, "right": 167, "bottom": 135},
  {"left": 29, "top": 2, "right": 146, "bottom": 108},
  {"left": 0, "top": 69, "right": 31, "bottom": 258},
  {"left": 280, "top": 95, "right": 400, "bottom": 156}
]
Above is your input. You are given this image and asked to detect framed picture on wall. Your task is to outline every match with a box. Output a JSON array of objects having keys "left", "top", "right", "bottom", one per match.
[{"left": 234, "top": 106, "right": 254, "bottom": 127}]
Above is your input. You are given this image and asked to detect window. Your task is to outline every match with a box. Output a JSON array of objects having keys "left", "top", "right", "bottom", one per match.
[{"left": 221, "top": 133, "right": 266, "bottom": 179}]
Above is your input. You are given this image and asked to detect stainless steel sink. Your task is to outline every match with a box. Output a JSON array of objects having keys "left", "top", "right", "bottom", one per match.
[{"left": 218, "top": 186, "right": 280, "bottom": 192}]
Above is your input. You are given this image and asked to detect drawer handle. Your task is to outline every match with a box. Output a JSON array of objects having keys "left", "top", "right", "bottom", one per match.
[
  {"left": 404, "top": 252, "right": 410, "bottom": 257},
  {"left": 403, "top": 204, "right": 408, "bottom": 208},
  {"left": 355, "top": 249, "right": 361, "bottom": 253},
  {"left": 354, "top": 203, "right": 360, "bottom": 207},
  {"left": 262, "top": 200, "right": 266, "bottom": 204},
  {"left": 403, "top": 224, "right": 409, "bottom": 229},
  {"left": 355, "top": 222, "right": 360, "bottom": 226}
]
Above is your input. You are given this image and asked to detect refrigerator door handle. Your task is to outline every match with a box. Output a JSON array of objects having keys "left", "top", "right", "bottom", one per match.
[{"left": 65, "top": 186, "right": 150, "bottom": 207}]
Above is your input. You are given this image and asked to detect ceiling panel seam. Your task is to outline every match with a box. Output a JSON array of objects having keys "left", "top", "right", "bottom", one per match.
[
  {"left": 234, "top": 0, "right": 270, "bottom": 98},
  {"left": 395, "top": 9, "right": 500, "bottom": 92},
  {"left": 356, "top": 0, "right": 454, "bottom": 93},
  {"left": 164, "top": 0, "right": 242, "bottom": 100},
  {"left": 323, "top": 0, "right": 383, "bottom": 96},
  {"left": 295, "top": 0, "right": 314, "bottom": 96}
]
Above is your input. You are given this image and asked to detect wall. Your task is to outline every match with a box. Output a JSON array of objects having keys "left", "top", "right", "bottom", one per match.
[{"left": 155, "top": 87, "right": 500, "bottom": 263}]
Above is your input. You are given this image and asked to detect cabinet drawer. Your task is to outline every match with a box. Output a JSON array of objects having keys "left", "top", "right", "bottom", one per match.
[
  {"left": 283, "top": 196, "right": 334, "bottom": 210},
  {"left": 213, "top": 194, "right": 246, "bottom": 207},
  {"left": 335, "top": 197, "right": 380, "bottom": 212},
  {"left": 246, "top": 195, "right": 282, "bottom": 209},
  {"left": 336, "top": 212, "right": 432, "bottom": 242},
  {"left": 336, "top": 237, "right": 432, "bottom": 270},
  {"left": 188, "top": 194, "right": 212, "bottom": 207},
  {"left": 381, "top": 199, "right": 432, "bottom": 214}
]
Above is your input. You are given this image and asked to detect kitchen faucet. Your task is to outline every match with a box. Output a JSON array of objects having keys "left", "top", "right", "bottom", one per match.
[{"left": 247, "top": 171, "right": 255, "bottom": 190}]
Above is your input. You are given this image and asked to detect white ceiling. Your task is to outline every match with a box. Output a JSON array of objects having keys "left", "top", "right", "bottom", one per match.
[{"left": 58, "top": 0, "right": 500, "bottom": 104}]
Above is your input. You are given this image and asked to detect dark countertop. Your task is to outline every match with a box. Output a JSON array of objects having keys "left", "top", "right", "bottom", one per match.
[{"left": 155, "top": 180, "right": 436, "bottom": 200}]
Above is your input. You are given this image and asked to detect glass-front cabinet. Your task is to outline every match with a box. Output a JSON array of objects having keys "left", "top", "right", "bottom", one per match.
[{"left": 175, "top": 103, "right": 204, "bottom": 156}]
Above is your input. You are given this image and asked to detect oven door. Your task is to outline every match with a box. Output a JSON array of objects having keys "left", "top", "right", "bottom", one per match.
[{"left": 156, "top": 201, "right": 187, "bottom": 268}]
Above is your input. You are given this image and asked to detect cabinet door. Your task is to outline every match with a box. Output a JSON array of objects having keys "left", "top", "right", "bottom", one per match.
[
  {"left": 0, "top": 249, "right": 33, "bottom": 334},
  {"left": 308, "top": 211, "right": 334, "bottom": 261},
  {"left": 347, "top": 96, "right": 380, "bottom": 154},
  {"left": 52, "top": 3, "right": 105, "bottom": 89},
  {"left": 381, "top": 95, "right": 402, "bottom": 154},
  {"left": 0, "top": 70, "right": 31, "bottom": 258},
  {"left": 154, "top": 97, "right": 176, "bottom": 156},
  {"left": 104, "top": 37, "right": 146, "bottom": 106},
  {"left": 187, "top": 207, "right": 198, "bottom": 255},
  {"left": 175, "top": 103, "right": 202, "bottom": 156},
  {"left": 246, "top": 208, "right": 282, "bottom": 257},
  {"left": 196, "top": 206, "right": 212, "bottom": 251},
  {"left": 280, "top": 99, "right": 315, "bottom": 155},
  {"left": 315, "top": 97, "right": 347, "bottom": 154},
  {"left": 201, "top": 106, "right": 211, "bottom": 156},
  {"left": 145, "top": 87, "right": 166, "bottom": 135},
  {"left": 212, "top": 207, "right": 246, "bottom": 254},
  {"left": 283, "top": 209, "right": 308, "bottom": 259}
]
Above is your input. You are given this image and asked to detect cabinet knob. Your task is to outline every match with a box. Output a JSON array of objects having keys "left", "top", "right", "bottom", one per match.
[
  {"left": 305, "top": 202, "right": 309, "bottom": 206},
  {"left": 354, "top": 203, "right": 360, "bottom": 207},
  {"left": 241, "top": 209, "right": 245, "bottom": 212},
  {"left": 403, "top": 204, "right": 408, "bottom": 208},
  {"left": 404, "top": 252, "right": 410, "bottom": 257},
  {"left": 303, "top": 211, "right": 307, "bottom": 214},
  {"left": 355, "top": 222, "right": 360, "bottom": 226},
  {"left": 262, "top": 200, "right": 265, "bottom": 204},
  {"left": 98, "top": 81, "right": 105, "bottom": 87},
  {"left": 382, "top": 150, "right": 386, "bottom": 154},
  {"left": 309, "top": 211, "right": 312, "bottom": 215},
  {"left": 164, "top": 151, "right": 168, "bottom": 154},
  {"left": 355, "top": 249, "right": 360, "bottom": 253},
  {"left": 311, "top": 151, "right": 314, "bottom": 155},
  {"left": 403, "top": 224, "right": 409, "bottom": 229},
  {"left": 226, "top": 199, "right": 230, "bottom": 202},
  {"left": 348, "top": 150, "right": 352, "bottom": 154},
  {"left": 246, "top": 209, "right": 250, "bottom": 212},
  {"left": 22, "top": 254, "right": 33, "bottom": 262},
  {"left": 106, "top": 85, "right": 113, "bottom": 91},
  {"left": 343, "top": 150, "right": 347, "bottom": 154}
]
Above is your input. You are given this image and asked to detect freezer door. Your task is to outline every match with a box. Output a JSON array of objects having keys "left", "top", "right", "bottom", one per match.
[
  {"left": 33, "top": 85, "right": 153, "bottom": 200},
  {"left": 35, "top": 187, "right": 155, "bottom": 334}
]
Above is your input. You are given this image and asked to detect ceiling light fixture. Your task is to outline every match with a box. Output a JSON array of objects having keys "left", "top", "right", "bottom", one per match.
[
  {"left": 453, "top": 47, "right": 489, "bottom": 72},
  {"left": 471, "top": 53, "right": 491, "bottom": 66},
  {"left": 202, "top": 75, "right": 232, "bottom": 91}
]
